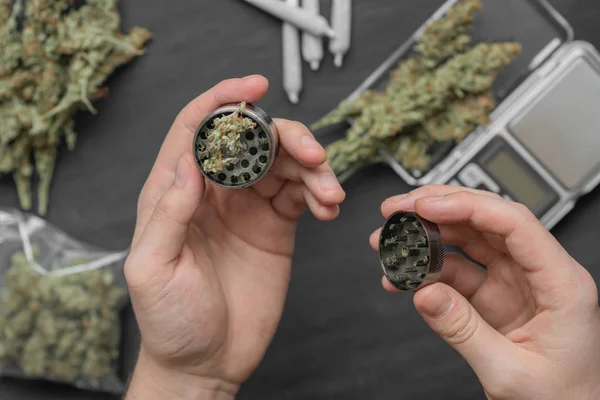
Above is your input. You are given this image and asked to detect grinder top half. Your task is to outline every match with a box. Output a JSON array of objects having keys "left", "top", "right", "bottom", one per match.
[
  {"left": 379, "top": 211, "right": 444, "bottom": 292},
  {"left": 193, "top": 103, "right": 279, "bottom": 188}
]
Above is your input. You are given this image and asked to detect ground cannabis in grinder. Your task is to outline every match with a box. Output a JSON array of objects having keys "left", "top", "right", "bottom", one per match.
[
  {"left": 0, "top": 0, "right": 152, "bottom": 215},
  {"left": 311, "top": 0, "right": 522, "bottom": 182},
  {"left": 0, "top": 250, "right": 128, "bottom": 390},
  {"left": 197, "top": 102, "right": 257, "bottom": 174}
]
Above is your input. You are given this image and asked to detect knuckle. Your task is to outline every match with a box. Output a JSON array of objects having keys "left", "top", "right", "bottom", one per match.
[
  {"left": 421, "top": 183, "right": 445, "bottom": 192},
  {"left": 212, "top": 78, "right": 235, "bottom": 94},
  {"left": 410, "top": 184, "right": 446, "bottom": 198},
  {"left": 288, "top": 120, "right": 309, "bottom": 135},
  {"left": 462, "top": 185, "right": 502, "bottom": 199},
  {"left": 483, "top": 370, "right": 523, "bottom": 399},
  {"left": 574, "top": 266, "right": 599, "bottom": 308},
  {"left": 137, "top": 186, "right": 151, "bottom": 211},
  {"left": 513, "top": 202, "right": 534, "bottom": 218},
  {"left": 123, "top": 255, "right": 142, "bottom": 287},
  {"left": 443, "top": 305, "right": 479, "bottom": 346},
  {"left": 151, "top": 192, "right": 188, "bottom": 228},
  {"left": 485, "top": 191, "right": 503, "bottom": 199},
  {"left": 137, "top": 191, "right": 144, "bottom": 209},
  {"left": 451, "top": 190, "right": 476, "bottom": 204},
  {"left": 123, "top": 256, "right": 134, "bottom": 276},
  {"left": 152, "top": 197, "right": 171, "bottom": 223}
]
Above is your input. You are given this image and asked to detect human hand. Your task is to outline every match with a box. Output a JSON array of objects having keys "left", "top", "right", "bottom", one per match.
[
  {"left": 124, "top": 75, "right": 345, "bottom": 399},
  {"left": 371, "top": 185, "right": 600, "bottom": 400}
]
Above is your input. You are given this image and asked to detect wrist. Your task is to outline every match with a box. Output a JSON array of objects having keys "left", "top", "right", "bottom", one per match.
[{"left": 125, "top": 349, "right": 239, "bottom": 400}]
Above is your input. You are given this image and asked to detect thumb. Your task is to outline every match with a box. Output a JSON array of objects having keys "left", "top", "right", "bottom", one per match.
[
  {"left": 414, "top": 283, "right": 517, "bottom": 383},
  {"left": 128, "top": 152, "right": 204, "bottom": 283}
]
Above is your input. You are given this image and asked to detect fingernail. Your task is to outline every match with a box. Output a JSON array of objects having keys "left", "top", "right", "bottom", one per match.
[
  {"left": 174, "top": 156, "right": 190, "bottom": 186},
  {"left": 319, "top": 172, "right": 339, "bottom": 190},
  {"left": 422, "top": 196, "right": 445, "bottom": 203},
  {"left": 420, "top": 287, "right": 452, "bottom": 318},
  {"left": 301, "top": 135, "right": 320, "bottom": 148},
  {"left": 242, "top": 74, "right": 259, "bottom": 80}
]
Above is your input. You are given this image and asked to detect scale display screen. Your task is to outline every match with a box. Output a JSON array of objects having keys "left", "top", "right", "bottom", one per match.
[
  {"left": 451, "top": 135, "right": 560, "bottom": 218},
  {"left": 486, "top": 150, "right": 547, "bottom": 210}
]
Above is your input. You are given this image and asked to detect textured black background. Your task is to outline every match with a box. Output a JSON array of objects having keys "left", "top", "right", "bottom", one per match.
[{"left": 1, "top": 0, "right": 600, "bottom": 399}]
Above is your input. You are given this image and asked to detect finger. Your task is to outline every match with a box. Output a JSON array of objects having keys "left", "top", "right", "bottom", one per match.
[
  {"left": 380, "top": 253, "right": 487, "bottom": 298},
  {"left": 272, "top": 156, "right": 346, "bottom": 206},
  {"left": 382, "top": 276, "right": 403, "bottom": 292},
  {"left": 248, "top": 143, "right": 294, "bottom": 199},
  {"left": 381, "top": 184, "right": 502, "bottom": 219},
  {"left": 438, "top": 253, "right": 487, "bottom": 299},
  {"left": 414, "top": 191, "right": 577, "bottom": 306},
  {"left": 482, "top": 232, "right": 509, "bottom": 254},
  {"left": 250, "top": 116, "right": 326, "bottom": 200},
  {"left": 273, "top": 118, "right": 327, "bottom": 168},
  {"left": 303, "top": 187, "right": 340, "bottom": 221},
  {"left": 134, "top": 75, "right": 269, "bottom": 245},
  {"left": 369, "top": 228, "right": 382, "bottom": 252},
  {"left": 438, "top": 224, "right": 503, "bottom": 267},
  {"left": 251, "top": 170, "right": 287, "bottom": 199},
  {"left": 271, "top": 181, "right": 340, "bottom": 222},
  {"left": 270, "top": 181, "right": 307, "bottom": 221},
  {"left": 128, "top": 153, "right": 204, "bottom": 286},
  {"left": 414, "top": 283, "right": 518, "bottom": 383}
]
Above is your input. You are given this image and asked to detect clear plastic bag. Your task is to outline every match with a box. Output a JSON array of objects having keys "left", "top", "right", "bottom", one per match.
[{"left": 0, "top": 208, "right": 130, "bottom": 395}]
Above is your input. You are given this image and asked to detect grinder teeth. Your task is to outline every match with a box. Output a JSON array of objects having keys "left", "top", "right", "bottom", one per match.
[
  {"left": 414, "top": 256, "right": 429, "bottom": 267},
  {"left": 384, "top": 255, "right": 399, "bottom": 270},
  {"left": 379, "top": 211, "right": 444, "bottom": 292},
  {"left": 404, "top": 220, "right": 422, "bottom": 234},
  {"left": 383, "top": 237, "right": 398, "bottom": 246},
  {"left": 401, "top": 245, "right": 420, "bottom": 257}
]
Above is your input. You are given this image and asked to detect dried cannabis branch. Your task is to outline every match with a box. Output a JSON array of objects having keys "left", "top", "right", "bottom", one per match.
[
  {"left": 198, "top": 102, "right": 257, "bottom": 174},
  {"left": 311, "top": 0, "right": 483, "bottom": 131},
  {"left": 0, "top": 0, "right": 152, "bottom": 215},
  {"left": 369, "top": 42, "right": 520, "bottom": 140},
  {"left": 414, "top": 0, "right": 483, "bottom": 66},
  {"left": 0, "top": 250, "right": 127, "bottom": 385},
  {"left": 419, "top": 90, "right": 496, "bottom": 142},
  {"left": 389, "top": 91, "right": 496, "bottom": 170},
  {"left": 325, "top": 42, "right": 521, "bottom": 176},
  {"left": 310, "top": 0, "right": 522, "bottom": 182}
]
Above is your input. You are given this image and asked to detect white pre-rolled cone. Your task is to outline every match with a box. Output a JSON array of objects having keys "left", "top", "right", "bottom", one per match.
[{"left": 283, "top": 0, "right": 302, "bottom": 103}]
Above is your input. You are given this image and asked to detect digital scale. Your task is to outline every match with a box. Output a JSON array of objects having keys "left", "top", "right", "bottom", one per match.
[{"left": 343, "top": 0, "right": 600, "bottom": 229}]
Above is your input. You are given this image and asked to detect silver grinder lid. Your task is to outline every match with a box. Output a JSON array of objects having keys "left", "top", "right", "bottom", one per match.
[{"left": 193, "top": 103, "right": 279, "bottom": 188}]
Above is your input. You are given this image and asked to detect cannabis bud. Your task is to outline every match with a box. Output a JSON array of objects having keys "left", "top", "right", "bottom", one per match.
[
  {"left": 378, "top": 211, "right": 444, "bottom": 291},
  {"left": 0, "top": 250, "right": 127, "bottom": 393},
  {"left": 193, "top": 102, "right": 279, "bottom": 188},
  {"left": 0, "top": 0, "right": 152, "bottom": 215}
]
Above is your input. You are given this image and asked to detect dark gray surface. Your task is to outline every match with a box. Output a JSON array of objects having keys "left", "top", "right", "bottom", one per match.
[{"left": 1, "top": 0, "right": 600, "bottom": 399}]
